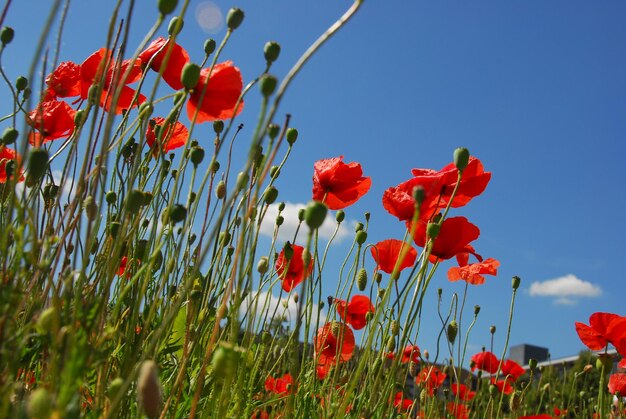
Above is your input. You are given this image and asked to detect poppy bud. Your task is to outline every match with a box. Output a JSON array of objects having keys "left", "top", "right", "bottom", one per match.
[
  {"left": 137, "top": 360, "right": 162, "bottom": 418},
  {"left": 88, "top": 84, "right": 99, "bottom": 103},
  {"left": 276, "top": 215, "right": 284, "bottom": 226},
  {"left": 512, "top": 275, "right": 521, "bottom": 290},
  {"left": 386, "top": 336, "right": 396, "bottom": 352},
  {"left": 109, "top": 221, "right": 121, "bottom": 238},
  {"left": 541, "top": 383, "right": 550, "bottom": 392},
  {"left": 213, "top": 120, "right": 224, "bottom": 134},
  {"left": 226, "top": 8, "right": 245, "bottom": 30},
  {"left": 168, "top": 16, "right": 184, "bottom": 36},
  {"left": 36, "top": 306, "right": 59, "bottom": 334},
  {"left": 305, "top": 201, "right": 327, "bottom": 230},
  {"left": 125, "top": 189, "right": 145, "bottom": 213},
  {"left": 152, "top": 250, "right": 164, "bottom": 272},
  {"left": 426, "top": 222, "right": 440, "bottom": 240},
  {"left": 0, "top": 26, "right": 15, "bottom": 45},
  {"left": 391, "top": 320, "right": 400, "bottom": 336},
  {"left": 135, "top": 239, "right": 148, "bottom": 260},
  {"left": 264, "top": 186, "right": 278, "bottom": 205},
  {"left": 215, "top": 180, "right": 226, "bottom": 199},
  {"left": 270, "top": 165, "right": 280, "bottom": 178},
  {"left": 583, "top": 364, "right": 593, "bottom": 374},
  {"left": 15, "top": 76, "right": 28, "bottom": 91},
  {"left": 357, "top": 268, "right": 367, "bottom": 291},
  {"left": 139, "top": 102, "right": 154, "bottom": 120},
  {"left": 375, "top": 272, "right": 382, "bottom": 284},
  {"left": 84, "top": 196, "right": 98, "bottom": 220},
  {"left": 267, "top": 123, "right": 280, "bottom": 139},
  {"left": 168, "top": 204, "right": 187, "bottom": 224},
  {"left": 27, "top": 148, "right": 49, "bottom": 183},
  {"left": 158, "top": 0, "right": 178, "bottom": 15},
  {"left": 72, "top": 109, "right": 86, "bottom": 128},
  {"left": 43, "top": 183, "right": 59, "bottom": 200},
  {"left": 257, "top": 256, "right": 268, "bottom": 274},
  {"left": 335, "top": 210, "right": 345, "bottom": 223},
  {"left": 181, "top": 62, "right": 201, "bottom": 91},
  {"left": 27, "top": 388, "right": 52, "bottom": 419},
  {"left": 377, "top": 288, "right": 385, "bottom": 299},
  {"left": 489, "top": 384, "right": 498, "bottom": 397},
  {"left": 190, "top": 146, "right": 205, "bottom": 166},
  {"left": 278, "top": 202, "right": 285, "bottom": 212},
  {"left": 298, "top": 208, "right": 305, "bottom": 222},
  {"left": 2, "top": 127, "right": 18, "bottom": 145},
  {"left": 260, "top": 74, "right": 277, "bottom": 98},
  {"left": 293, "top": 293, "right": 299, "bottom": 303},
  {"left": 219, "top": 231, "right": 230, "bottom": 246},
  {"left": 286, "top": 128, "right": 298, "bottom": 145},
  {"left": 474, "top": 305, "right": 481, "bottom": 315},
  {"left": 264, "top": 41, "right": 281, "bottom": 63},
  {"left": 355, "top": 231, "right": 367, "bottom": 246},
  {"left": 106, "top": 191, "right": 117, "bottom": 205},
  {"left": 108, "top": 377, "right": 124, "bottom": 399},
  {"left": 447, "top": 320, "right": 458, "bottom": 344},
  {"left": 453, "top": 147, "right": 470, "bottom": 172},
  {"left": 597, "top": 354, "right": 613, "bottom": 374},
  {"left": 490, "top": 325, "right": 496, "bottom": 335},
  {"left": 282, "top": 242, "right": 294, "bottom": 260},
  {"left": 412, "top": 185, "right": 425, "bottom": 206},
  {"left": 236, "top": 172, "right": 249, "bottom": 190},
  {"left": 204, "top": 38, "right": 216, "bottom": 55}
]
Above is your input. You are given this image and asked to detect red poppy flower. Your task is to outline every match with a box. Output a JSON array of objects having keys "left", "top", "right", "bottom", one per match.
[
  {"left": 264, "top": 373, "right": 293, "bottom": 395},
  {"left": 138, "top": 37, "right": 190, "bottom": 91},
  {"left": 428, "top": 156, "right": 491, "bottom": 209},
  {"left": 0, "top": 146, "right": 24, "bottom": 183},
  {"left": 409, "top": 216, "right": 480, "bottom": 263},
  {"left": 187, "top": 61, "right": 243, "bottom": 123},
  {"left": 387, "top": 344, "right": 421, "bottom": 364},
  {"left": 335, "top": 295, "right": 374, "bottom": 330},
  {"left": 27, "top": 100, "right": 76, "bottom": 145},
  {"left": 370, "top": 239, "right": 417, "bottom": 274},
  {"left": 455, "top": 244, "right": 482, "bottom": 267},
  {"left": 447, "top": 402, "right": 470, "bottom": 419},
  {"left": 619, "top": 358, "right": 626, "bottom": 369},
  {"left": 393, "top": 392, "right": 414, "bottom": 412},
  {"left": 447, "top": 258, "right": 500, "bottom": 285},
  {"left": 118, "top": 256, "right": 140, "bottom": 277},
  {"left": 415, "top": 366, "right": 446, "bottom": 396},
  {"left": 45, "top": 61, "right": 82, "bottom": 98},
  {"left": 311, "top": 156, "right": 371, "bottom": 210},
  {"left": 451, "top": 383, "right": 475, "bottom": 401},
  {"left": 314, "top": 322, "right": 355, "bottom": 368},
  {"left": 471, "top": 351, "right": 499, "bottom": 374},
  {"left": 275, "top": 244, "right": 313, "bottom": 292},
  {"left": 145, "top": 117, "right": 189, "bottom": 154},
  {"left": 501, "top": 359, "right": 525, "bottom": 381},
  {"left": 553, "top": 407, "right": 567, "bottom": 417},
  {"left": 382, "top": 175, "right": 441, "bottom": 222},
  {"left": 490, "top": 378, "right": 514, "bottom": 395},
  {"left": 575, "top": 312, "right": 626, "bottom": 354},
  {"left": 608, "top": 373, "right": 626, "bottom": 395},
  {"left": 80, "top": 48, "right": 145, "bottom": 114}
]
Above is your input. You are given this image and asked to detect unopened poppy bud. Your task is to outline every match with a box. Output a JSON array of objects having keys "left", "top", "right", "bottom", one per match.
[
  {"left": 355, "top": 231, "right": 367, "bottom": 246},
  {"left": 215, "top": 180, "right": 226, "bottom": 199},
  {"left": 529, "top": 358, "right": 537, "bottom": 371},
  {"left": 489, "top": 384, "right": 498, "bottom": 397},
  {"left": 84, "top": 196, "right": 98, "bottom": 220},
  {"left": 168, "top": 16, "right": 184, "bottom": 35},
  {"left": 88, "top": 84, "right": 99, "bottom": 103},
  {"left": 490, "top": 325, "right": 496, "bottom": 335},
  {"left": 109, "top": 221, "right": 121, "bottom": 238},
  {"left": 391, "top": 320, "right": 400, "bottom": 336},
  {"left": 36, "top": 306, "right": 59, "bottom": 334},
  {"left": 43, "top": 183, "right": 59, "bottom": 200},
  {"left": 158, "top": 0, "right": 178, "bottom": 15},
  {"left": 189, "top": 146, "right": 205, "bottom": 166},
  {"left": 305, "top": 201, "right": 327, "bottom": 230},
  {"left": 22, "top": 87, "right": 31, "bottom": 99},
  {"left": 375, "top": 272, "right": 382, "bottom": 284},
  {"left": 427, "top": 222, "right": 440, "bottom": 239},
  {"left": 292, "top": 292, "right": 299, "bottom": 304},
  {"left": 386, "top": 337, "right": 396, "bottom": 352},
  {"left": 265, "top": 124, "right": 280, "bottom": 140},
  {"left": 27, "top": 148, "right": 49, "bottom": 183},
  {"left": 0, "top": 26, "right": 15, "bottom": 45},
  {"left": 257, "top": 256, "right": 269, "bottom": 274},
  {"left": 269, "top": 165, "right": 280, "bottom": 179},
  {"left": 276, "top": 215, "right": 284, "bottom": 226},
  {"left": 597, "top": 354, "right": 613, "bottom": 374},
  {"left": 106, "top": 191, "right": 117, "bottom": 205},
  {"left": 412, "top": 185, "right": 425, "bottom": 206},
  {"left": 139, "top": 102, "right": 154, "bottom": 119},
  {"left": 447, "top": 320, "right": 458, "bottom": 344},
  {"left": 169, "top": 204, "right": 187, "bottom": 224},
  {"left": 135, "top": 239, "right": 148, "bottom": 260},
  {"left": 357, "top": 268, "right": 367, "bottom": 291},
  {"left": 152, "top": 250, "right": 163, "bottom": 272},
  {"left": 226, "top": 8, "right": 244, "bottom": 30},
  {"left": 474, "top": 305, "right": 481, "bottom": 315},
  {"left": 181, "top": 62, "right": 201, "bottom": 91},
  {"left": 298, "top": 208, "right": 305, "bottom": 222},
  {"left": 15, "top": 76, "right": 28, "bottom": 91},
  {"left": 264, "top": 41, "right": 281, "bottom": 63},
  {"left": 137, "top": 360, "right": 161, "bottom": 418},
  {"left": 204, "top": 38, "right": 216, "bottom": 55},
  {"left": 2, "top": 127, "right": 18, "bottom": 145},
  {"left": 27, "top": 388, "right": 52, "bottom": 419},
  {"left": 236, "top": 171, "right": 249, "bottom": 190},
  {"left": 125, "top": 189, "right": 145, "bottom": 213},
  {"left": 334, "top": 210, "right": 345, "bottom": 223},
  {"left": 213, "top": 120, "right": 224, "bottom": 134},
  {"left": 512, "top": 275, "right": 521, "bottom": 290},
  {"left": 278, "top": 202, "right": 285, "bottom": 212},
  {"left": 377, "top": 288, "right": 385, "bottom": 299},
  {"left": 509, "top": 391, "right": 521, "bottom": 411},
  {"left": 453, "top": 147, "right": 470, "bottom": 172},
  {"left": 260, "top": 74, "right": 277, "bottom": 98},
  {"left": 583, "top": 364, "right": 593, "bottom": 374},
  {"left": 282, "top": 242, "right": 294, "bottom": 261},
  {"left": 74, "top": 109, "right": 86, "bottom": 127},
  {"left": 219, "top": 231, "right": 230, "bottom": 246},
  {"left": 286, "top": 128, "right": 298, "bottom": 145}
]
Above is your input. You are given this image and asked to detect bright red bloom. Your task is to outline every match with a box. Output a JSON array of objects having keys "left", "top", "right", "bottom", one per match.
[
  {"left": 608, "top": 373, "right": 626, "bottom": 395},
  {"left": 501, "top": 359, "right": 525, "bottom": 381},
  {"left": 138, "top": 37, "right": 190, "bottom": 90},
  {"left": 314, "top": 322, "right": 355, "bottom": 370},
  {"left": 386, "top": 345, "right": 421, "bottom": 364},
  {"left": 27, "top": 100, "right": 76, "bottom": 145},
  {"left": 335, "top": 295, "right": 374, "bottom": 330},
  {"left": 311, "top": 156, "right": 371, "bottom": 210},
  {"left": 575, "top": 312, "right": 626, "bottom": 354},
  {"left": 491, "top": 378, "right": 514, "bottom": 395},
  {"left": 0, "top": 146, "right": 23, "bottom": 183},
  {"left": 448, "top": 258, "right": 500, "bottom": 285},
  {"left": 45, "top": 61, "right": 82, "bottom": 98},
  {"left": 415, "top": 366, "right": 446, "bottom": 395},
  {"left": 80, "top": 48, "right": 145, "bottom": 114},
  {"left": 410, "top": 216, "right": 480, "bottom": 263},
  {"left": 118, "top": 256, "right": 128, "bottom": 276},
  {"left": 382, "top": 175, "right": 441, "bottom": 222},
  {"left": 145, "top": 117, "right": 189, "bottom": 154},
  {"left": 187, "top": 61, "right": 243, "bottom": 123},
  {"left": 426, "top": 156, "right": 491, "bottom": 208},
  {"left": 393, "top": 392, "right": 414, "bottom": 412},
  {"left": 451, "top": 383, "right": 475, "bottom": 401},
  {"left": 447, "top": 402, "right": 470, "bottom": 419},
  {"left": 370, "top": 239, "right": 417, "bottom": 274},
  {"left": 471, "top": 351, "right": 499, "bottom": 374},
  {"left": 553, "top": 407, "right": 567, "bottom": 417},
  {"left": 619, "top": 357, "right": 626, "bottom": 369},
  {"left": 264, "top": 373, "right": 293, "bottom": 395},
  {"left": 275, "top": 244, "right": 313, "bottom": 292}
]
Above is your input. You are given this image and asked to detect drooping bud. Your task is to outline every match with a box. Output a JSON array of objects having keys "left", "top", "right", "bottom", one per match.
[
  {"left": 181, "top": 62, "right": 201, "bottom": 91},
  {"left": 286, "top": 128, "right": 298, "bottom": 145},
  {"left": 512, "top": 276, "right": 521, "bottom": 290},
  {"left": 137, "top": 360, "right": 162, "bottom": 418},
  {"left": 264, "top": 41, "right": 281, "bottom": 63},
  {"left": 226, "top": 8, "right": 245, "bottom": 30},
  {"left": 509, "top": 391, "right": 522, "bottom": 411},
  {"left": 357, "top": 268, "right": 367, "bottom": 291},
  {"left": 305, "top": 201, "right": 327, "bottom": 230},
  {"left": 447, "top": 320, "right": 458, "bottom": 344},
  {"left": 453, "top": 147, "right": 470, "bottom": 172}
]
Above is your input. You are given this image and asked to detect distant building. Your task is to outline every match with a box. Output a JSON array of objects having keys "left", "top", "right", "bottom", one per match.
[{"left": 509, "top": 343, "right": 549, "bottom": 365}]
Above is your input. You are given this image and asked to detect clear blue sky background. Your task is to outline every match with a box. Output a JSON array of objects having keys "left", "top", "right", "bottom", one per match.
[{"left": 2, "top": 1, "right": 625, "bottom": 362}]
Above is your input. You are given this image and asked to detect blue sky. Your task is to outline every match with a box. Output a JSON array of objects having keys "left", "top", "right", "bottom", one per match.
[{"left": 2, "top": 1, "right": 625, "bottom": 362}]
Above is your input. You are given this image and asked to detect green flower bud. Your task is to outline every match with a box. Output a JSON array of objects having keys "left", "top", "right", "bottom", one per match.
[
  {"left": 0, "top": 26, "right": 15, "bottom": 45},
  {"left": 106, "top": 191, "right": 117, "bottom": 205},
  {"left": 36, "top": 306, "right": 59, "bottom": 334},
  {"left": 215, "top": 180, "right": 226, "bottom": 199},
  {"left": 212, "top": 160, "right": 220, "bottom": 172},
  {"left": 597, "top": 354, "right": 613, "bottom": 374},
  {"left": 391, "top": 320, "right": 400, "bottom": 336},
  {"left": 264, "top": 41, "right": 281, "bottom": 63},
  {"left": 135, "top": 239, "right": 148, "bottom": 260},
  {"left": 236, "top": 171, "right": 249, "bottom": 190},
  {"left": 257, "top": 256, "right": 269, "bottom": 274},
  {"left": 139, "top": 102, "right": 154, "bottom": 119},
  {"left": 278, "top": 202, "right": 285, "bottom": 211},
  {"left": 15, "top": 76, "right": 28, "bottom": 91},
  {"left": 125, "top": 189, "right": 145, "bottom": 213},
  {"left": 158, "top": 0, "right": 178, "bottom": 15},
  {"left": 298, "top": 208, "right": 305, "bottom": 222},
  {"left": 386, "top": 336, "right": 396, "bottom": 352},
  {"left": 454, "top": 147, "right": 470, "bottom": 172},
  {"left": 137, "top": 360, "right": 162, "bottom": 418},
  {"left": 375, "top": 272, "right": 382, "bottom": 284},
  {"left": 27, "top": 388, "right": 52, "bottom": 419},
  {"left": 490, "top": 325, "right": 496, "bottom": 335},
  {"left": 412, "top": 185, "right": 425, "bottom": 206},
  {"left": 213, "top": 120, "right": 224, "bottom": 134},
  {"left": 226, "top": 8, "right": 245, "bottom": 30},
  {"left": 2, "top": 127, "right": 18, "bottom": 145},
  {"left": 264, "top": 186, "right": 278, "bottom": 204},
  {"left": 74, "top": 109, "right": 86, "bottom": 127},
  {"left": 447, "top": 320, "right": 458, "bottom": 344},
  {"left": 109, "top": 221, "right": 121, "bottom": 238},
  {"left": 168, "top": 16, "right": 184, "bottom": 36},
  {"left": 22, "top": 87, "right": 31, "bottom": 99},
  {"left": 259, "top": 74, "right": 277, "bottom": 98},
  {"left": 190, "top": 146, "right": 205, "bottom": 166},
  {"left": 286, "top": 128, "right": 298, "bottom": 145},
  {"left": 219, "top": 231, "right": 230, "bottom": 246},
  {"left": 43, "top": 183, "right": 59, "bottom": 200},
  {"left": 355, "top": 222, "right": 364, "bottom": 232},
  {"left": 355, "top": 230, "right": 367, "bottom": 245},
  {"left": 181, "top": 62, "right": 201, "bottom": 90},
  {"left": 267, "top": 123, "right": 280, "bottom": 139},
  {"left": 474, "top": 305, "right": 481, "bottom": 315},
  {"left": 282, "top": 242, "right": 294, "bottom": 260},
  {"left": 168, "top": 204, "right": 187, "bottom": 224},
  {"left": 152, "top": 250, "right": 163, "bottom": 272},
  {"left": 357, "top": 268, "right": 367, "bottom": 291},
  {"left": 305, "top": 201, "right": 327, "bottom": 230},
  {"left": 269, "top": 165, "right": 280, "bottom": 178},
  {"left": 512, "top": 275, "right": 521, "bottom": 290},
  {"left": 204, "top": 39, "right": 216, "bottom": 55},
  {"left": 427, "top": 222, "right": 440, "bottom": 239},
  {"left": 335, "top": 210, "right": 345, "bottom": 223},
  {"left": 276, "top": 215, "right": 284, "bottom": 226},
  {"left": 27, "top": 148, "right": 49, "bottom": 183},
  {"left": 83, "top": 196, "right": 98, "bottom": 220}
]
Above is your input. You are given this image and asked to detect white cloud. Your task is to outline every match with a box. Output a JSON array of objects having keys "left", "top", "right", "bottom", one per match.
[
  {"left": 529, "top": 274, "right": 602, "bottom": 305},
  {"left": 239, "top": 290, "right": 326, "bottom": 327},
  {"left": 258, "top": 202, "right": 353, "bottom": 243}
]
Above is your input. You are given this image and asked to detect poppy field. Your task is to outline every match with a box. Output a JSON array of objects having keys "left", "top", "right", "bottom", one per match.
[{"left": 1, "top": 1, "right": 626, "bottom": 418}]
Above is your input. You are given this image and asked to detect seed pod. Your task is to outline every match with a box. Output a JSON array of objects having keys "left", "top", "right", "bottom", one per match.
[
  {"left": 512, "top": 275, "right": 521, "bottom": 290},
  {"left": 15, "top": 76, "right": 28, "bottom": 91},
  {"left": 213, "top": 120, "right": 224, "bottom": 134},
  {"left": 27, "top": 148, "right": 49, "bottom": 183},
  {"left": 0, "top": 26, "right": 15, "bottom": 45},
  {"left": 267, "top": 124, "right": 280, "bottom": 139},
  {"left": 190, "top": 146, "right": 205, "bottom": 166},
  {"left": 259, "top": 74, "right": 277, "bottom": 98},
  {"left": 137, "top": 360, "right": 162, "bottom": 418},
  {"left": 125, "top": 189, "right": 145, "bottom": 213},
  {"left": 226, "top": 8, "right": 244, "bottom": 30},
  {"left": 169, "top": 204, "right": 187, "bottom": 224},
  {"left": 204, "top": 39, "right": 216, "bottom": 55},
  {"left": 264, "top": 41, "right": 281, "bottom": 63},
  {"left": 158, "top": 0, "right": 178, "bottom": 15}
]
